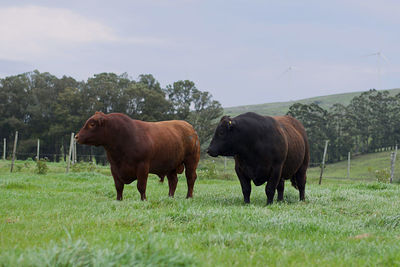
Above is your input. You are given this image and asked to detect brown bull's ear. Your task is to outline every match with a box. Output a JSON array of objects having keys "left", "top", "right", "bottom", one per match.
[
  {"left": 98, "top": 117, "right": 105, "bottom": 127},
  {"left": 94, "top": 112, "right": 106, "bottom": 127}
]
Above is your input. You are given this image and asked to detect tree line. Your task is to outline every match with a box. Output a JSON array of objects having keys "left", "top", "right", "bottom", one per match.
[
  {"left": 287, "top": 89, "right": 400, "bottom": 164},
  {"left": 0, "top": 70, "right": 223, "bottom": 162},
  {"left": 2, "top": 70, "right": 397, "bottom": 166}
]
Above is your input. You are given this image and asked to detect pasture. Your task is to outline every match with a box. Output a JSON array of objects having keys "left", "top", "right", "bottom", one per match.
[{"left": 1, "top": 156, "right": 400, "bottom": 266}]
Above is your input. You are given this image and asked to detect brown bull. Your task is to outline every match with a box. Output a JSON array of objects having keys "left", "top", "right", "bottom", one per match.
[{"left": 75, "top": 112, "right": 200, "bottom": 201}]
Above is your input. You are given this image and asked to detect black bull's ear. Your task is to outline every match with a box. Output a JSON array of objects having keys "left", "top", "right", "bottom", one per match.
[
  {"left": 220, "top": 115, "right": 230, "bottom": 122},
  {"left": 228, "top": 119, "right": 236, "bottom": 130},
  {"left": 219, "top": 115, "right": 235, "bottom": 131}
]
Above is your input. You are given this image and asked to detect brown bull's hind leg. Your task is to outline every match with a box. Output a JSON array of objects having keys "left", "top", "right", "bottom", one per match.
[
  {"left": 167, "top": 171, "right": 178, "bottom": 197},
  {"left": 184, "top": 159, "right": 198, "bottom": 198}
]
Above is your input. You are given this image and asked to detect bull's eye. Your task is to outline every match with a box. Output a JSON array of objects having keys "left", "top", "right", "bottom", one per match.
[
  {"left": 218, "top": 129, "right": 225, "bottom": 137},
  {"left": 89, "top": 122, "right": 96, "bottom": 128}
]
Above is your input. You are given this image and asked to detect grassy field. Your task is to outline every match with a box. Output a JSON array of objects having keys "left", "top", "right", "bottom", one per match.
[
  {"left": 1, "top": 155, "right": 400, "bottom": 266},
  {"left": 200, "top": 149, "right": 400, "bottom": 183},
  {"left": 224, "top": 88, "right": 400, "bottom": 116}
]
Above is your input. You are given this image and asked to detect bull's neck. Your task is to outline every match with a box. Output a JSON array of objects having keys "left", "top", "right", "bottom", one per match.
[
  {"left": 102, "top": 119, "right": 139, "bottom": 153},
  {"left": 233, "top": 140, "right": 259, "bottom": 162}
]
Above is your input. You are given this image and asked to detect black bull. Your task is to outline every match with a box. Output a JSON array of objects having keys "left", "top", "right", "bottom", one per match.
[{"left": 207, "top": 112, "right": 309, "bottom": 205}]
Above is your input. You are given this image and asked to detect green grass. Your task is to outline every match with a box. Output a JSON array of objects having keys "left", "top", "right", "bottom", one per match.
[
  {"left": 1, "top": 157, "right": 400, "bottom": 266},
  {"left": 224, "top": 88, "right": 400, "bottom": 116},
  {"left": 307, "top": 150, "right": 400, "bottom": 183},
  {"left": 199, "top": 149, "right": 400, "bottom": 183}
]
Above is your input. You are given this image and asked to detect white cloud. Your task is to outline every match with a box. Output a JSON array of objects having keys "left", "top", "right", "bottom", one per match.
[
  {"left": 0, "top": 5, "right": 169, "bottom": 62},
  {"left": 0, "top": 5, "right": 118, "bottom": 61}
]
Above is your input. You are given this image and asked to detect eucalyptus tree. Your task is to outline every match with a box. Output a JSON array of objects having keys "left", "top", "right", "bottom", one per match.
[{"left": 287, "top": 103, "right": 330, "bottom": 164}]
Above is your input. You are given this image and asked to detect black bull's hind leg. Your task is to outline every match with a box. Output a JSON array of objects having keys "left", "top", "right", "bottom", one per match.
[
  {"left": 295, "top": 164, "right": 307, "bottom": 201},
  {"left": 277, "top": 178, "right": 285, "bottom": 202}
]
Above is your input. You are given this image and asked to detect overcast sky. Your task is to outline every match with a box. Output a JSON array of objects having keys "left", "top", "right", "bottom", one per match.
[{"left": 1, "top": 0, "right": 400, "bottom": 107}]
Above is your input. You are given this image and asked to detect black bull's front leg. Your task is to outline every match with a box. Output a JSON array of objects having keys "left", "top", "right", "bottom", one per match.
[
  {"left": 265, "top": 165, "right": 283, "bottom": 205},
  {"left": 235, "top": 164, "right": 251, "bottom": 203}
]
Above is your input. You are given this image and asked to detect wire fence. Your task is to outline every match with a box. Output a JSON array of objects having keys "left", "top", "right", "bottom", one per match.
[
  {"left": 9, "top": 152, "right": 108, "bottom": 161},
  {"left": 1, "top": 135, "right": 399, "bottom": 182},
  {"left": 199, "top": 152, "right": 400, "bottom": 183}
]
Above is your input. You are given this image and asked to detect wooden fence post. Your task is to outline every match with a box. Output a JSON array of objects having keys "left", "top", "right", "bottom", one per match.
[
  {"left": 74, "top": 139, "right": 77, "bottom": 163},
  {"left": 66, "top": 132, "right": 74, "bottom": 173},
  {"left": 37, "top": 139, "right": 40, "bottom": 161},
  {"left": 71, "top": 140, "right": 75, "bottom": 164},
  {"left": 347, "top": 152, "right": 350, "bottom": 178},
  {"left": 2, "top": 138, "right": 5, "bottom": 160},
  {"left": 10, "top": 131, "right": 18, "bottom": 173},
  {"left": 390, "top": 145, "right": 397, "bottom": 183},
  {"left": 318, "top": 140, "right": 329, "bottom": 185},
  {"left": 224, "top": 157, "right": 227, "bottom": 173},
  {"left": 61, "top": 139, "right": 65, "bottom": 162}
]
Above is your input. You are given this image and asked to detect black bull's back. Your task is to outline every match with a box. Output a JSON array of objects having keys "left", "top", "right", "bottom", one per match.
[
  {"left": 207, "top": 112, "right": 309, "bottom": 204},
  {"left": 276, "top": 116, "right": 309, "bottom": 182}
]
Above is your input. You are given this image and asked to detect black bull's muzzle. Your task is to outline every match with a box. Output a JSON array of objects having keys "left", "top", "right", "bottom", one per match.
[{"left": 206, "top": 146, "right": 219, "bottom": 157}]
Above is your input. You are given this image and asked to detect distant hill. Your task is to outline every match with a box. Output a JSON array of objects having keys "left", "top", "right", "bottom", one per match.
[{"left": 224, "top": 88, "right": 400, "bottom": 117}]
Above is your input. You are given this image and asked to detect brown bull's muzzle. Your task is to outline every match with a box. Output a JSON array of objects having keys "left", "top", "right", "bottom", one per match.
[{"left": 74, "top": 133, "right": 81, "bottom": 144}]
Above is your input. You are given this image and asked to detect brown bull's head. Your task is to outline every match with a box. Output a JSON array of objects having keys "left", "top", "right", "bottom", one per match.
[{"left": 75, "top": 112, "right": 107, "bottom": 146}]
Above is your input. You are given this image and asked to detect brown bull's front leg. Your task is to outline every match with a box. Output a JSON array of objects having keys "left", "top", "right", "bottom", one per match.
[
  {"left": 111, "top": 166, "right": 124, "bottom": 201},
  {"left": 136, "top": 162, "right": 149, "bottom": 201},
  {"left": 167, "top": 171, "right": 178, "bottom": 197},
  {"left": 115, "top": 180, "right": 124, "bottom": 201}
]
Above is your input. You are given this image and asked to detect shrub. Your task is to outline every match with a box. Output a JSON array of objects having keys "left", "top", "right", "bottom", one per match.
[
  {"left": 202, "top": 161, "right": 218, "bottom": 179},
  {"left": 71, "top": 162, "right": 97, "bottom": 173},
  {"left": 369, "top": 167, "right": 390, "bottom": 183},
  {"left": 14, "top": 164, "right": 23, "bottom": 172},
  {"left": 35, "top": 159, "right": 48, "bottom": 175}
]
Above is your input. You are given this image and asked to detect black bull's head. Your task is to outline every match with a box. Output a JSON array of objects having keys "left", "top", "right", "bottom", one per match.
[{"left": 207, "top": 116, "right": 237, "bottom": 157}]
